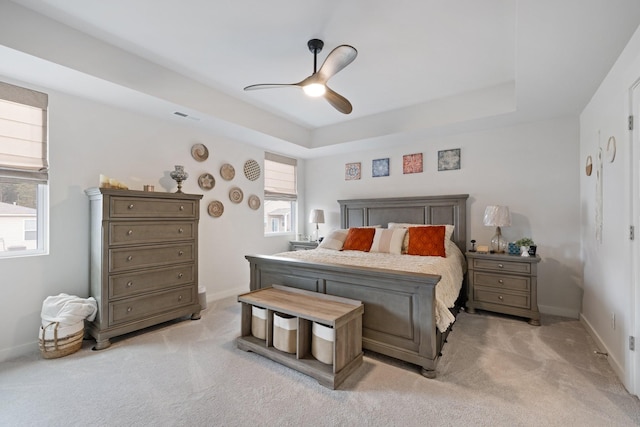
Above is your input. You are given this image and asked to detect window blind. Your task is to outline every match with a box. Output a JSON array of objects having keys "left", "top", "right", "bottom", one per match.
[
  {"left": 0, "top": 81, "right": 48, "bottom": 183},
  {"left": 264, "top": 152, "right": 297, "bottom": 201}
]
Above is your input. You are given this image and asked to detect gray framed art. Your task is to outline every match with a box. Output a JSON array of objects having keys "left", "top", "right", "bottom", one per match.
[{"left": 438, "top": 149, "right": 461, "bottom": 171}]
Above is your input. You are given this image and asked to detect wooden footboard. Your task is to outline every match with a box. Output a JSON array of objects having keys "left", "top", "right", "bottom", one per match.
[{"left": 246, "top": 254, "right": 447, "bottom": 376}]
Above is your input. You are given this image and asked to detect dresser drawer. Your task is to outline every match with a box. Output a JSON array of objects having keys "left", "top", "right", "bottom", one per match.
[
  {"left": 109, "top": 197, "right": 198, "bottom": 219},
  {"left": 473, "top": 272, "right": 530, "bottom": 292},
  {"left": 474, "top": 288, "right": 530, "bottom": 309},
  {"left": 109, "top": 243, "right": 195, "bottom": 272},
  {"left": 109, "top": 221, "right": 195, "bottom": 246},
  {"left": 472, "top": 258, "right": 531, "bottom": 274},
  {"left": 109, "top": 285, "right": 196, "bottom": 326},
  {"left": 109, "top": 264, "right": 195, "bottom": 299}
]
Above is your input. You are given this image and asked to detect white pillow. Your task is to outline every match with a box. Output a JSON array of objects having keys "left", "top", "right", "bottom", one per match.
[
  {"left": 388, "top": 223, "right": 455, "bottom": 254},
  {"left": 369, "top": 228, "right": 407, "bottom": 255},
  {"left": 318, "top": 229, "right": 349, "bottom": 250}
]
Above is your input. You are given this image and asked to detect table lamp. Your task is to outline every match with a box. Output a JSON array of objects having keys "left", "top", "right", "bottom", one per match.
[
  {"left": 309, "top": 209, "right": 325, "bottom": 242},
  {"left": 483, "top": 205, "right": 511, "bottom": 253}
]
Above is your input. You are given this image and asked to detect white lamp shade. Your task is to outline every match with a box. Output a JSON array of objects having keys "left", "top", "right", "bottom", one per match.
[
  {"left": 483, "top": 205, "right": 511, "bottom": 227},
  {"left": 309, "top": 209, "right": 325, "bottom": 224}
]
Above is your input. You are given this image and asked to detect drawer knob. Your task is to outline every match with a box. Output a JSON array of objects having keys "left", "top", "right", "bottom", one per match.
[
  {"left": 178, "top": 295, "right": 183, "bottom": 301},
  {"left": 128, "top": 204, "right": 134, "bottom": 209},
  {"left": 498, "top": 264, "right": 504, "bottom": 268},
  {"left": 178, "top": 272, "right": 183, "bottom": 279},
  {"left": 498, "top": 279, "right": 504, "bottom": 284},
  {"left": 126, "top": 281, "right": 133, "bottom": 288},
  {"left": 127, "top": 229, "right": 133, "bottom": 235},
  {"left": 180, "top": 205, "right": 184, "bottom": 211},
  {"left": 498, "top": 295, "right": 504, "bottom": 301},
  {"left": 178, "top": 250, "right": 184, "bottom": 256},
  {"left": 178, "top": 228, "right": 184, "bottom": 234},
  {"left": 127, "top": 306, "right": 133, "bottom": 313},
  {"left": 127, "top": 255, "right": 133, "bottom": 261}
]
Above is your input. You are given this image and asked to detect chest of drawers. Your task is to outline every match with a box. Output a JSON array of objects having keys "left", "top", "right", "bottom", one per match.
[
  {"left": 85, "top": 188, "right": 203, "bottom": 349},
  {"left": 465, "top": 252, "right": 541, "bottom": 325}
]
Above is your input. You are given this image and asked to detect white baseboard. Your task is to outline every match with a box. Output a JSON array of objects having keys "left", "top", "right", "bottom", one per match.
[
  {"left": 580, "top": 313, "right": 626, "bottom": 385},
  {"left": 0, "top": 341, "right": 38, "bottom": 363},
  {"left": 206, "top": 285, "right": 249, "bottom": 302}
]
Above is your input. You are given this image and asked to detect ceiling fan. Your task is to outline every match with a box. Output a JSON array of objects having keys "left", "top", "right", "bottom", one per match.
[{"left": 244, "top": 39, "right": 358, "bottom": 114}]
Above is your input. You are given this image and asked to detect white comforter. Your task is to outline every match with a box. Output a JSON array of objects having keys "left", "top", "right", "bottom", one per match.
[{"left": 273, "top": 240, "right": 466, "bottom": 332}]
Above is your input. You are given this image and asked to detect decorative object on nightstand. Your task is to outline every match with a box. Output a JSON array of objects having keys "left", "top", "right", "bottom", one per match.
[
  {"left": 170, "top": 165, "right": 188, "bottom": 193},
  {"left": 309, "top": 209, "right": 325, "bottom": 242},
  {"left": 515, "top": 237, "right": 536, "bottom": 257},
  {"left": 483, "top": 205, "right": 511, "bottom": 253},
  {"left": 465, "top": 251, "right": 541, "bottom": 326},
  {"left": 469, "top": 239, "right": 477, "bottom": 252}
]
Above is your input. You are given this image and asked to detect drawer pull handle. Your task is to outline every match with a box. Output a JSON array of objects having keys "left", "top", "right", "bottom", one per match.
[
  {"left": 126, "top": 281, "right": 133, "bottom": 288},
  {"left": 128, "top": 204, "right": 134, "bottom": 209},
  {"left": 180, "top": 205, "right": 184, "bottom": 211},
  {"left": 127, "top": 306, "right": 133, "bottom": 313},
  {"left": 178, "top": 273, "right": 183, "bottom": 279},
  {"left": 127, "top": 230, "right": 133, "bottom": 235},
  {"left": 178, "top": 250, "right": 184, "bottom": 256},
  {"left": 178, "top": 228, "right": 184, "bottom": 234},
  {"left": 498, "top": 295, "right": 504, "bottom": 301},
  {"left": 127, "top": 255, "right": 133, "bottom": 261},
  {"left": 498, "top": 264, "right": 504, "bottom": 268}
]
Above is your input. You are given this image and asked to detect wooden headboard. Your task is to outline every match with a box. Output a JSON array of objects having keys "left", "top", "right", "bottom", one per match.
[{"left": 338, "top": 194, "right": 469, "bottom": 253}]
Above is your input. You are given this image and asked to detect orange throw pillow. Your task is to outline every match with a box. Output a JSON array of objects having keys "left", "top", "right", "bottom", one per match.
[
  {"left": 407, "top": 226, "right": 446, "bottom": 257},
  {"left": 342, "top": 227, "right": 376, "bottom": 252}
]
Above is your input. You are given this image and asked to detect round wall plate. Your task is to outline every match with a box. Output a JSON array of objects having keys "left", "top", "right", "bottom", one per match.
[
  {"left": 221, "top": 163, "right": 235, "bottom": 180},
  {"left": 198, "top": 173, "right": 215, "bottom": 190},
  {"left": 208, "top": 200, "right": 224, "bottom": 217},
  {"left": 229, "top": 187, "right": 243, "bottom": 203},
  {"left": 191, "top": 144, "right": 209, "bottom": 162}
]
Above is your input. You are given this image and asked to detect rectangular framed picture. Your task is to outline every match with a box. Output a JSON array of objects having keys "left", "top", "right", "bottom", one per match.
[
  {"left": 345, "top": 162, "right": 362, "bottom": 180},
  {"left": 438, "top": 148, "right": 461, "bottom": 171},
  {"left": 403, "top": 153, "right": 423, "bottom": 174},
  {"left": 372, "top": 158, "right": 390, "bottom": 177}
]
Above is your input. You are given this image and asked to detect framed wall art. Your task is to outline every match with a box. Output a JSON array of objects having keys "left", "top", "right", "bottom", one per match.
[
  {"left": 403, "top": 153, "right": 423, "bottom": 174},
  {"left": 372, "top": 158, "right": 390, "bottom": 177},
  {"left": 438, "top": 148, "right": 461, "bottom": 171},
  {"left": 345, "top": 162, "right": 361, "bottom": 180}
]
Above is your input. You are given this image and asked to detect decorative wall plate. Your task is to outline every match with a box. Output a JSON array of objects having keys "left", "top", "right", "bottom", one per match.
[
  {"left": 198, "top": 173, "right": 215, "bottom": 190},
  {"left": 248, "top": 194, "right": 260, "bottom": 210},
  {"left": 191, "top": 144, "right": 209, "bottom": 162},
  {"left": 244, "top": 159, "right": 261, "bottom": 181},
  {"left": 220, "top": 163, "right": 235, "bottom": 180},
  {"left": 208, "top": 200, "right": 224, "bottom": 217},
  {"left": 229, "top": 187, "right": 243, "bottom": 203}
]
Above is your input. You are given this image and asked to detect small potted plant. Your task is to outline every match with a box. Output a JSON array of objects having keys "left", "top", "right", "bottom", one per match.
[{"left": 515, "top": 237, "right": 536, "bottom": 256}]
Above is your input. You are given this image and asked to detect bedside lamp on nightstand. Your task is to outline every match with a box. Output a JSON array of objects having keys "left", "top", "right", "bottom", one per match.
[
  {"left": 483, "top": 205, "right": 511, "bottom": 253},
  {"left": 309, "top": 209, "right": 325, "bottom": 242}
]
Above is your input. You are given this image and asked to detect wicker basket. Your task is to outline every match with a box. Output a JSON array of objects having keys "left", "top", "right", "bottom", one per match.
[{"left": 38, "top": 321, "right": 84, "bottom": 359}]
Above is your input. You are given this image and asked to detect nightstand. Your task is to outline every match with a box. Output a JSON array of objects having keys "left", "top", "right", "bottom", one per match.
[
  {"left": 465, "top": 251, "right": 541, "bottom": 325},
  {"left": 289, "top": 240, "right": 319, "bottom": 251}
]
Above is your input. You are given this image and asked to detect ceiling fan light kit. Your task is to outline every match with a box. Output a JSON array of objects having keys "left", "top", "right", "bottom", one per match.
[{"left": 244, "top": 38, "right": 357, "bottom": 114}]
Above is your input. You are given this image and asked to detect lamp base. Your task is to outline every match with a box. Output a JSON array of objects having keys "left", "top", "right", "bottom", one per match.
[{"left": 490, "top": 227, "right": 507, "bottom": 253}]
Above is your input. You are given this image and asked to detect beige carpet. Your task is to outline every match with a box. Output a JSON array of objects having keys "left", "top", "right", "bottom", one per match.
[{"left": 1, "top": 297, "right": 639, "bottom": 426}]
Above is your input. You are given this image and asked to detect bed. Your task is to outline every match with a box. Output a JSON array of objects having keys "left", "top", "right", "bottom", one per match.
[{"left": 245, "top": 194, "right": 468, "bottom": 377}]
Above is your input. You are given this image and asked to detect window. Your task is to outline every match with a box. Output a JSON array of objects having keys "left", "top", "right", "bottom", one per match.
[
  {"left": 0, "top": 81, "right": 48, "bottom": 257},
  {"left": 264, "top": 152, "right": 297, "bottom": 236}
]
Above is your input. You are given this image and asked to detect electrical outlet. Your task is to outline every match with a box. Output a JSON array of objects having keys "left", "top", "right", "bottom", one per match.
[{"left": 612, "top": 312, "right": 616, "bottom": 330}]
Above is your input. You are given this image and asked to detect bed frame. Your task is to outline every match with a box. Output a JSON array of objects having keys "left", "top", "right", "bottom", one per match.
[{"left": 246, "top": 194, "right": 468, "bottom": 377}]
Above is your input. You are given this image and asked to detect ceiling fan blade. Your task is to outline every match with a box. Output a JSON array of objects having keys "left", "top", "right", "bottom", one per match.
[
  {"left": 244, "top": 83, "right": 301, "bottom": 91},
  {"left": 324, "top": 86, "right": 353, "bottom": 114},
  {"left": 317, "top": 45, "right": 358, "bottom": 83}
]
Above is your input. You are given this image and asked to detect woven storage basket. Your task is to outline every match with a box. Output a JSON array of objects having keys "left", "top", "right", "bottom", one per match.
[{"left": 39, "top": 322, "right": 84, "bottom": 359}]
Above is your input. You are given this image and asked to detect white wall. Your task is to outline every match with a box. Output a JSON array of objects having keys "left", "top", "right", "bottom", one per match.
[
  {"left": 304, "top": 116, "right": 582, "bottom": 318},
  {"left": 0, "top": 77, "right": 292, "bottom": 361},
  {"left": 580, "top": 25, "right": 640, "bottom": 392}
]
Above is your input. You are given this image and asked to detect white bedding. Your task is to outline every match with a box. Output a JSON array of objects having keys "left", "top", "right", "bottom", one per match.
[{"left": 273, "top": 240, "right": 466, "bottom": 332}]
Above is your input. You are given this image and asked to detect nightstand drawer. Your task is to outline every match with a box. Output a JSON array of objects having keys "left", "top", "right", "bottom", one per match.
[
  {"left": 472, "top": 258, "right": 531, "bottom": 274},
  {"left": 473, "top": 272, "right": 530, "bottom": 292},
  {"left": 474, "top": 288, "right": 530, "bottom": 309}
]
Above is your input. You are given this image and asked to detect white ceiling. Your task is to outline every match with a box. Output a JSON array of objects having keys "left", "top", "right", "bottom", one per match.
[{"left": 3, "top": 0, "right": 640, "bottom": 157}]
